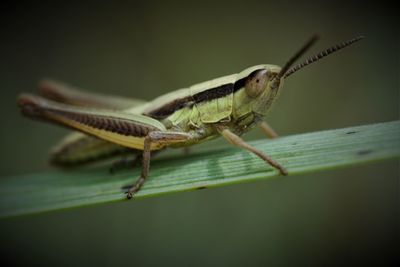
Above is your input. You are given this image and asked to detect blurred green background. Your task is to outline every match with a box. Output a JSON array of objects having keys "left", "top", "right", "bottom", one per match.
[{"left": 1, "top": 1, "right": 398, "bottom": 266}]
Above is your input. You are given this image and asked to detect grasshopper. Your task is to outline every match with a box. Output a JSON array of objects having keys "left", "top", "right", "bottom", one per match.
[{"left": 17, "top": 35, "right": 363, "bottom": 199}]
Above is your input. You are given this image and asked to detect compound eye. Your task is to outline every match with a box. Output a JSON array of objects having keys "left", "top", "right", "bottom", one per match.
[{"left": 245, "top": 70, "right": 269, "bottom": 98}]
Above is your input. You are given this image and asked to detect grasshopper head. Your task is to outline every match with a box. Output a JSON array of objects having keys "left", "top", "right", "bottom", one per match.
[
  {"left": 244, "top": 35, "right": 364, "bottom": 116},
  {"left": 238, "top": 65, "right": 283, "bottom": 115},
  {"left": 244, "top": 65, "right": 282, "bottom": 98}
]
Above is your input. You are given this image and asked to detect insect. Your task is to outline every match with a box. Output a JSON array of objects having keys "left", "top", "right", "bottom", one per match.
[{"left": 17, "top": 35, "right": 363, "bottom": 199}]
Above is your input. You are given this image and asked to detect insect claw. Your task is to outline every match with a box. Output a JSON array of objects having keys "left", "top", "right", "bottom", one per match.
[
  {"left": 280, "top": 168, "right": 288, "bottom": 176},
  {"left": 122, "top": 184, "right": 134, "bottom": 199},
  {"left": 125, "top": 191, "right": 133, "bottom": 199}
]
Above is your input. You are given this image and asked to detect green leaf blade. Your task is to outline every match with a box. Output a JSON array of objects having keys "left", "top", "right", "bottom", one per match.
[{"left": 1, "top": 121, "right": 399, "bottom": 218}]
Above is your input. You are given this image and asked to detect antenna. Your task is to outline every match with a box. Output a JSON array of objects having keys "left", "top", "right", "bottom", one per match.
[
  {"left": 275, "top": 35, "right": 319, "bottom": 82},
  {"left": 283, "top": 36, "right": 364, "bottom": 78}
]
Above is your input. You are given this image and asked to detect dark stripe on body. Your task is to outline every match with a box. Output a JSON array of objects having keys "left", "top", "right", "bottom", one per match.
[
  {"left": 192, "top": 83, "right": 233, "bottom": 103},
  {"left": 147, "top": 69, "right": 261, "bottom": 119}
]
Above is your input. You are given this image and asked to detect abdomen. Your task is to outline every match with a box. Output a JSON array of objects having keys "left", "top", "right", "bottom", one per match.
[{"left": 50, "top": 132, "right": 135, "bottom": 166}]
